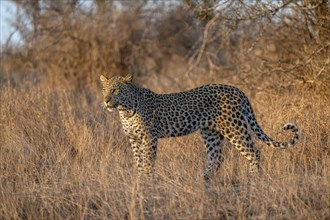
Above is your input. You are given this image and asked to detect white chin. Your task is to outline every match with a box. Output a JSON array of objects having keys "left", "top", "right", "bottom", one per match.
[{"left": 107, "top": 108, "right": 114, "bottom": 112}]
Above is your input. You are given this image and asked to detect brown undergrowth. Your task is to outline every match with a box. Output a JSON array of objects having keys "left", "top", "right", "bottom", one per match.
[{"left": 0, "top": 72, "right": 329, "bottom": 219}]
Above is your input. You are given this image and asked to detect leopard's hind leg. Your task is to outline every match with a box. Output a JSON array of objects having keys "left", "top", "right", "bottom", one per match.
[
  {"left": 201, "top": 128, "right": 225, "bottom": 180},
  {"left": 223, "top": 123, "right": 260, "bottom": 174}
]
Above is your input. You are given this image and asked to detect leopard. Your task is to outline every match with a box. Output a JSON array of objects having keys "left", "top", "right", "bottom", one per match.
[{"left": 100, "top": 73, "right": 300, "bottom": 180}]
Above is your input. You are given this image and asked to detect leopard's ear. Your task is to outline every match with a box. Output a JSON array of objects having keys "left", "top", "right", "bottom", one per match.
[
  {"left": 122, "top": 73, "right": 133, "bottom": 84},
  {"left": 100, "top": 75, "right": 109, "bottom": 84}
]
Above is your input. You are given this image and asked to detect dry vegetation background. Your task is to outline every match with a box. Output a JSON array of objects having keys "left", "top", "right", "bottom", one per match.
[{"left": 0, "top": 0, "right": 329, "bottom": 219}]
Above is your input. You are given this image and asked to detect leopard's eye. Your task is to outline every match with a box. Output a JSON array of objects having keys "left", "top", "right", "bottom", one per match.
[{"left": 112, "top": 88, "right": 120, "bottom": 94}]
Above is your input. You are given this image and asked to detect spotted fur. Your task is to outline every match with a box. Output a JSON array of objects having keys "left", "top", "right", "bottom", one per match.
[{"left": 100, "top": 74, "right": 300, "bottom": 179}]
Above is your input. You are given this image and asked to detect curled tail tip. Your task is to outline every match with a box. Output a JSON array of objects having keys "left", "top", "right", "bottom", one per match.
[
  {"left": 283, "top": 122, "right": 300, "bottom": 147},
  {"left": 283, "top": 122, "right": 299, "bottom": 132}
]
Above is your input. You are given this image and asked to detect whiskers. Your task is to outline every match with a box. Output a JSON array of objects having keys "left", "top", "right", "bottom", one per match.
[
  {"left": 100, "top": 102, "right": 114, "bottom": 112},
  {"left": 100, "top": 102, "right": 108, "bottom": 111}
]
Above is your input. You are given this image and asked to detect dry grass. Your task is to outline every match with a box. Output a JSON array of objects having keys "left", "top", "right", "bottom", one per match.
[{"left": 0, "top": 74, "right": 329, "bottom": 219}]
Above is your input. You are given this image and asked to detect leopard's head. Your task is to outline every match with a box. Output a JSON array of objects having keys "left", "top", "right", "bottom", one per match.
[{"left": 100, "top": 73, "right": 134, "bottom": 112}]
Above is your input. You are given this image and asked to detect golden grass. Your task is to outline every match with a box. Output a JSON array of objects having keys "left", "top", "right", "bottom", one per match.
[{"left": 0, "top": 75, "right": 329, "bottom": 219}]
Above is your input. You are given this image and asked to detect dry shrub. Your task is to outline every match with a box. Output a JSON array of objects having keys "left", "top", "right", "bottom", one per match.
[
  {"left": 1, "top": 1, "right": 202, "bottom": 87},
  {"left": 2, "top": 1, "right": 328, "bottom": 94}
]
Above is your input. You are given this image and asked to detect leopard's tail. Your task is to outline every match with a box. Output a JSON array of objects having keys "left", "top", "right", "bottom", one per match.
[{"left": 246, "top": 107, "right": 300, "bottom": 149}]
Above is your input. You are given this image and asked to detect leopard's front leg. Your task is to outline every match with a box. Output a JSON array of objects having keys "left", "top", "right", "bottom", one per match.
[
  {"left": 128, "top": 136, "right": 144, "bottom": 174},
  {"left": 128, "top": 131, "right": 158, "bottom": 177},
  {"left": 142, "top": 136, "right": 158, "bottom": 176}
]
